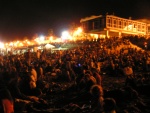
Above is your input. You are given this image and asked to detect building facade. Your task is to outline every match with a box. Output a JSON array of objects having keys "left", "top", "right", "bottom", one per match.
[{"left": 80, "top": 14, "right": 150, "bottom": 39}]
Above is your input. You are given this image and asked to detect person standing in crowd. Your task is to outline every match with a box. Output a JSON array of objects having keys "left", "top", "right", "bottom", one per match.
[
  {"left": 25, "top": 49, "right": 31, "bottom": 66},
  {"left": 0, "top": 75, "right": 14, "bottom": 113},
  {"left": 36, "top": 49, "right": 41, "bottom": 60}
]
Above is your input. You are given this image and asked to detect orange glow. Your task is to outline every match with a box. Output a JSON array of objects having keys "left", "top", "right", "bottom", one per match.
[{"left": 18, "top": 42, "right": 23, "bottom": 47}]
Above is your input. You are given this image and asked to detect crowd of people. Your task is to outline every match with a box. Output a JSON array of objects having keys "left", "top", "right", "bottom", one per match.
[{"left": 0, "top": 36, "right": 150, "bottom": 113}]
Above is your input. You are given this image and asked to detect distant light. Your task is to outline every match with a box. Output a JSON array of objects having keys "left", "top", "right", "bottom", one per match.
[
  {"left": 62, "top": 31, "right": 69, "bottom": 37},
  {"left": 9, "top": 42, "right": 13, "bottom": 47},
  {"left": 73, "top": 27, "right": 83, "bottom": 38},
  {"left": 49, "top": 36, "right": 53, "bottom": 41},
  {"left": 39, "top": 35, "right": 45, "bottom": 41},
  {"left": 61, "top": 31, "right": 70, "bottom": 40},
  {"left": 0, "top": 42, "right": 4, "bottom": 49},
  {"left": 19, "top": 42, "right": 23, "bottom": 47},
  {"left": 53, "top": 38, "right": 62, "bottom": 42},
  {"left": 77, "top": 27, "right": 82, "bottom": 33}
]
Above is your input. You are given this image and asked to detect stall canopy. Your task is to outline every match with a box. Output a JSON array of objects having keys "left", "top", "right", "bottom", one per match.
[{"left": 45, "top": 44, "right": 55, "bottom": 49}]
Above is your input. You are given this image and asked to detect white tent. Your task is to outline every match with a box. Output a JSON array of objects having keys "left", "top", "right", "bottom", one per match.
[{"left": 45, "top": 44, "right": 55, "bottom": 49}]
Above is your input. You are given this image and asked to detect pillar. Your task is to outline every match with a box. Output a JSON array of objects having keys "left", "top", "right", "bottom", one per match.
[
  {"left": 106, "top": 30, "right": 109, "bottom": 38},
  {"left": 119, "top": 32, "right": 122, "bottom": 38}
]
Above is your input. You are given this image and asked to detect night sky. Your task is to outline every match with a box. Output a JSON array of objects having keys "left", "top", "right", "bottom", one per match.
[{"left": 0, "top": 0, "right": 150, "bottom": 42}]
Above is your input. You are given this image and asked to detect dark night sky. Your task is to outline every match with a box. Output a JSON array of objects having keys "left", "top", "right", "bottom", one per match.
[{"left": 0, "top": 0, "right": 150, "bottom": 42}]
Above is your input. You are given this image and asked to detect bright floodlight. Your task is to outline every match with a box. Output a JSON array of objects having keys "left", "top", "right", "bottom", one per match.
[
  {"left": 0, "top": 42, "right": 4, "bottom": 49},
  {"left": 39, "top": 35, "right": 45, "bottom": 41},
  {"left": 61, "top": 31, "right": 70, "bottom": 40}
]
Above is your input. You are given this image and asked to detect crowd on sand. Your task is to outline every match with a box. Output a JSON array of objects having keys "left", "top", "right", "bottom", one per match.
[{"left": 0, "top": 36, "right": 150, "bottom": 113}]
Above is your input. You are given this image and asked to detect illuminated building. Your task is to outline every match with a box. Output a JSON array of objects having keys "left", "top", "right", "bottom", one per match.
[{"left": 80, "top": 14, "right": 150, "bottom": 39}]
